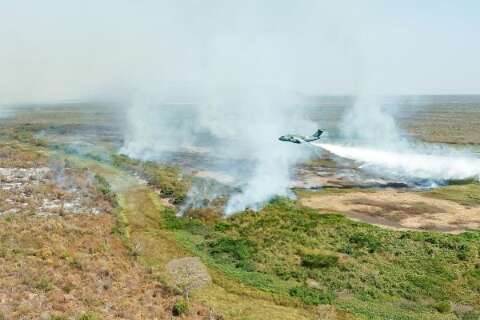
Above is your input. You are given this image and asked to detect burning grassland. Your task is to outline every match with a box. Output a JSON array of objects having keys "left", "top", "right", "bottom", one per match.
[{"left": 0, "top": 156, "right": 111, "bottom": 218}]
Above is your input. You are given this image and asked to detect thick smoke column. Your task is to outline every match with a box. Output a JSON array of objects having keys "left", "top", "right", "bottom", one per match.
[
  {"left": 0, "top": 1, "right": 359, "bottom": 213},
  {"left": 120, "top": 2, "right": 358, "bottom": 213},
  {"left": 123, "top": 89, "right": 315, "bottom": 214}
]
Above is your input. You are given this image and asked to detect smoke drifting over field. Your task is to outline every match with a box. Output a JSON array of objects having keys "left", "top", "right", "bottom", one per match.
[
  {"left": 2, "top": 1, "right": 480, "bottom": 213},
  {"left": 0, "top": 1, "right": 360, "bottom": 213},
  {"left": 315, "top": 143, "right": 480, "bottom": 183},
  {"left": 320, "top": 95, "right": 480, "bottom": 184},
  {"left": 117, "top": 1, "right": 362, "bottom": 213}
]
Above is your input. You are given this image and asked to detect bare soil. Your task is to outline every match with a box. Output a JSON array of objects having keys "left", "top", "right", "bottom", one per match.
[{"left": 300, "top": 189, "right": 480, "bottom": 233}]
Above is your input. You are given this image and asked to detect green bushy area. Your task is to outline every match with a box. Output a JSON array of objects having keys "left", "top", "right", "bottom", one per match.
[
  {"left": 112, "top": 154, "right": 191, "bottom": 204},
  {"left": 165, "top": 198, "right": 480, "bottom": 319}
]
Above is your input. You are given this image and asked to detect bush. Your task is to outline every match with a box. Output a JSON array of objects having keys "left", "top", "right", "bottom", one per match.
[
  {"left": 214, "top": 221, "right": 231, "bottom": 232},
  {"left": 289, "top": 286, "right": 334, "bottom": 305},
  {"left": 34, "top": 278, "right": 54, "bottom": 292},
  {"left": 164, "top": 210, "right": 207, "bottom": 235},
  {"left": 94, "top": 174, "right": 118, "bottom": 207},
  {"left": 209, "top": 237, "right": 256, "bottom": 260},
  {"left": 172, "top": 299, "right": 189, "bottom": 316},
  {"left": 301, "top": 253, "right": 338, "bottom": 269},
  {"left": 143, "top": 163, "right": 190, "bottom": 204},
  {"left": 185, "top": 207, "right": 222, "bottom": 224},
  {"left": 208, "top": 237, "right": 256, "bottom": 270},
  {"left": 112, "top": 154, "right": 191, "bottom": 204},
  {"left": 434, "top": 301, "right": 451, "bottom": 313},
  {"left": 349, "top": 233, "right": 381, "bottom": 253}
]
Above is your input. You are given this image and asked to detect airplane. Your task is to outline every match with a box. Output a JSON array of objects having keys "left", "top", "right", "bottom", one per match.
[{"left": 278, "top": 129, "right": 324, "bottom": 144}]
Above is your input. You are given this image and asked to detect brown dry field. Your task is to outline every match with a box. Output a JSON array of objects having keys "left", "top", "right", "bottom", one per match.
[
  {"left": 0, "top": 143, "right": 208, "bottom": 319},
  {"left": 300, "top": 189, "right": 480, "bottom": 234}
]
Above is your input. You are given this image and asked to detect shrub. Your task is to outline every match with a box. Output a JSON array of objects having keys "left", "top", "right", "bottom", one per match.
[
  {"left": 349, "top": 233, "right": 381, "bottom": 253},
  {"left": 214, "top": 221, "right": 231, "bottom": 232},
  {"left": 172, "top": 299, "right": 189, "bottom": 316},
  {"left": 185, "top": 207, "right": 222, "bottom": 224},
  {"left": 164, "top": 210, "right": 207, "bottom": 235},
  {"left": 34, "top": 278, "right": 54, "bottom": 292},
  {"left": 208, "top": 237, "right": 256, "bottom": 270},
  {"left": 456, "top": 242, "right": 472, "bottom": 261},
  {"left": 301, "top": 253, "right": 338, "bottom": 269},
  {"left": 289, "top": 286, "right": 334, "bottom": 305},
  {"left": 143, "top": 163, "right": 190, "bottom": 204},
  {"left": 209, "top": 237, "right": 256, "bottom": 261},
  {"left": 434, "top": 301, "right": 451, "bottom": 313},
  {"left": 112, "top": 154, "right": 191, "bottom": 204},
  {"left": 94, "top": 174, "right": 118, "bottom": 207}
]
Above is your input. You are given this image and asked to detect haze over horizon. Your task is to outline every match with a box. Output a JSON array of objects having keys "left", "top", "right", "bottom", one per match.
[{"left": 1, "top": 0, "right": 479, "bottom": 105}]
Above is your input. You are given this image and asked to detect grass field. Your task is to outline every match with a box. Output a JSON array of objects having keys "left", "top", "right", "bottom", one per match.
[{"left": 0, "top": 102, "right": 479, "bottom": 319}]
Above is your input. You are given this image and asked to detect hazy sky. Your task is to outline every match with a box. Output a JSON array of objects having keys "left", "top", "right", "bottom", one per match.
[{"left": 1, "top": 0, "right": 479, "bottom": 104}]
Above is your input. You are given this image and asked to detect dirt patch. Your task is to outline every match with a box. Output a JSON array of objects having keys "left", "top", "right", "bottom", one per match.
[{"left": 300, "top": 190, "right": 480, "bottom": 233}]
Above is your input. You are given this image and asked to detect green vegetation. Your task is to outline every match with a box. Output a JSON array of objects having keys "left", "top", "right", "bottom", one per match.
[
  {"left": 7, "top": 124, "right": 47, "bottom": 146},
  {"left": 112, "top": 154, "right": 191, "bottom": 204},
  {"left": 165, "top": 197, "right": 480, "bottom": 319},
  {"left": 433, "top": 302, "right": 451, "bottom": 314},
  {"left": 94, "top": 174, "right": 118, "bottom": 207},
  {"left": 76, "top": 312, "right": 100, "bottom": 320},
  {"left": 289, "top": 286, "right": 334, "bottom": 305},
  {"left": 34, "top": 278, "right": 54, "bottom": 292},
  {"left": 172, "top": 299, "right": 190, "bottom": 316},
  {"left": 301, "top": 253, "right": 339, "bottom": 269},
  {"left": 115, "top": 182, "right": 318, "bottom": 319},
  {"left": 422, "top": 182, "right": 480, "bottom": 207}
]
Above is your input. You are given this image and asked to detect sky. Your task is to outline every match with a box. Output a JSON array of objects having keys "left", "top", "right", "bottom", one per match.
[{"left": 0, "top": 0, "right": 479, "bottom": 104}]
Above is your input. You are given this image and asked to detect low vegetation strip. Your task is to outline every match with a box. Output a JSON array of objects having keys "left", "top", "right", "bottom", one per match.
[
  {"left": 165, "top": 197, "right": 480, "bottom": 320},
  {"left": 98, "top": 171, "right": 320, "bottom": 320},
  {"left": 96, "top": 154, "right": 480, "bottom": 319}
]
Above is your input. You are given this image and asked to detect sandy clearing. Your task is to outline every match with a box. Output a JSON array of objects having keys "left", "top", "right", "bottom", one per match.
[{"left": 300, "top": 190, "right": 480, "bottom": 233}]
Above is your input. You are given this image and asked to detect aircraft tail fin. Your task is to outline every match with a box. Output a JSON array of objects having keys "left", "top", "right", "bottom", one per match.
[{"left": 312, "top": 129, "right": 324, "bottom": 138}]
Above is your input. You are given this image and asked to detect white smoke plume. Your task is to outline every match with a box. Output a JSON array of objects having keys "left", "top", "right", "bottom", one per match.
[
  {"left": 314, "top": 143, "right": 480, "bottom": 182},
  {"left": 325, "top": 95, "right": 480, "bottom": 183},
  {"left": 120, "top": 1, "right": 359, "bottom": 213},
  {"left": 340, "top": 95, "right": 405, "bottom": 147}
]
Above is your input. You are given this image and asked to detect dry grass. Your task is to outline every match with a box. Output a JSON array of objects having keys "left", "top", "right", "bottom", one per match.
[
  {"left": 0, "top": 214, "right": 176, "bottom": 319},
  {"left": 0, "top": 142, "right": 210, "bottom": 319},
  {"left": 0, "top": 143, "right": 48, "bottom": 168}
]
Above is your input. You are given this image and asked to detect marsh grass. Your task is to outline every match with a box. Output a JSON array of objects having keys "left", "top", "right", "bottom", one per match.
[
  {"left": 166, "top": 197, "right": 480, "bottom": 319},
  {"left": 422, "top": 183, "right": 480, "bottom": 207}
]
